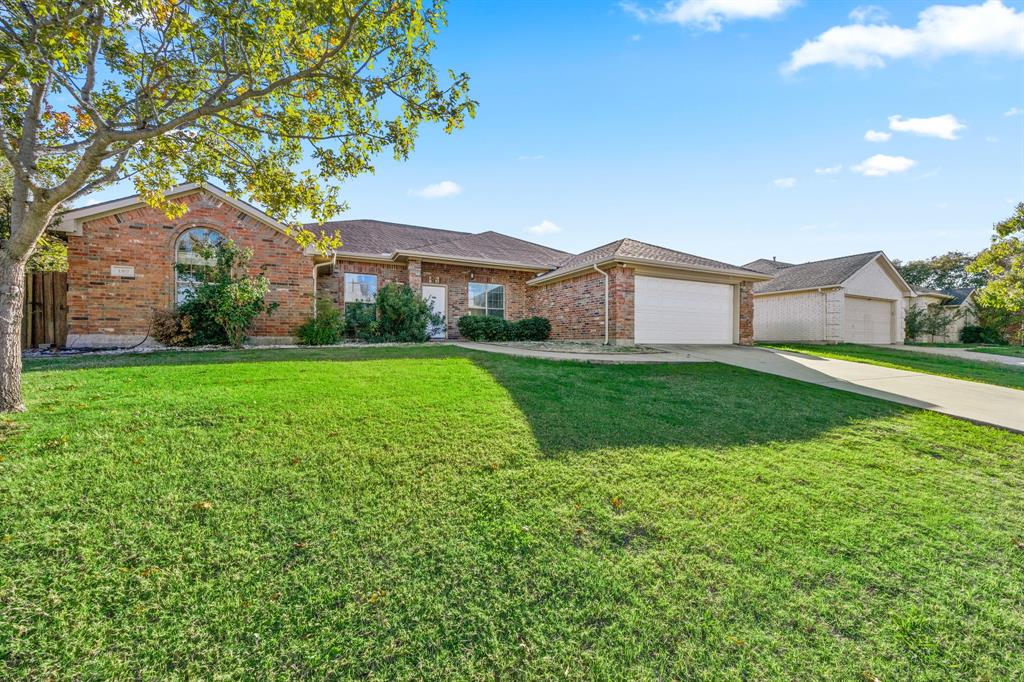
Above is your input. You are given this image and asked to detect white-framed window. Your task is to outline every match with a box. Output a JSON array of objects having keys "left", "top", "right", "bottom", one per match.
[
  {"left": 175, "top": 227, "right": 224, "bottom": 304},
  {"left": 468, "top": 283, "right": 504, "bottom": 318},
  {"left": 344, "top": 273, "right": 378, "bottom": 304}
]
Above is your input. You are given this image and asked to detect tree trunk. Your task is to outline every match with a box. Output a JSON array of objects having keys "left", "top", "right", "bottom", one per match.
[{"left": 0, "top": 251, "right": 27, "bottom": 413}]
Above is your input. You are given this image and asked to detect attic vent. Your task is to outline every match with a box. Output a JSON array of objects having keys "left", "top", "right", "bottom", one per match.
[
  {"left": 113, "top": 214, "right": 123, "bottom": 223},
  {"left": 236, "top": 211, "right": 248, "bottom": 223}
]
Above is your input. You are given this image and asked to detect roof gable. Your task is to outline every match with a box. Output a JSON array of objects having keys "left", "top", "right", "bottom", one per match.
[
  {"left": 531, "top": 238, "right": 770, "bottom": 284},
  {"left": 753, "top": 251, "right": 883, "bottom": 294},
  {"left": 54, "top": 183, "right": 292, "bottom": 239}
]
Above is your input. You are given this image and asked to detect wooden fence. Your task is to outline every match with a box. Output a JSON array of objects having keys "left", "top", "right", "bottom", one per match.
[{"left": 21, "top": 271, "right": 68, "bottom": 349}]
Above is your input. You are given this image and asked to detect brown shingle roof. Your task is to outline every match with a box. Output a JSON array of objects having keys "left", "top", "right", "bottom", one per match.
[
  {"left": 402, "top": 231, "right": 571, "bottom": 268},
  {"left": 752, "top": 251, "right": 882, "bottom": 294},
  {"left": 532, "top": 238, "right": 765, "bottom": 283},
  {"left": 309, "top": 219, "right": 469, "bottom": 258},
  {"left": 742, "top": 258, "right": 795, "bottom": 275}
]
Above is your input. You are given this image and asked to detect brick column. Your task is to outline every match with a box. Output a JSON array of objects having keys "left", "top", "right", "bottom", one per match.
[
  {"left": 738, "top": 280, "right": 754, "bottom": 345},
  {"left": 608, "top": 266, "right": 635, "bottom": 344},
  {"left": 407, "top": 259, "right": 422, "bottom": 293}
]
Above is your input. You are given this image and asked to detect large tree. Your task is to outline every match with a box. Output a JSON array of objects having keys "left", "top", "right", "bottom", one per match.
[
  {"left": 970, "top": 203, "right": 1024, "bottom": 342},
  {"left": 0, "top": 0, "right": 474, "bottom": 411},
  {"left": 893, "top": 251, "right": 988, "bottom": 291}
]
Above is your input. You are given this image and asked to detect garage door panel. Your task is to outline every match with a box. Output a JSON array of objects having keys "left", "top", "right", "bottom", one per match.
[
  {"left": 635, "top": 276, "right": 734, "bottom": 344},
  {"left": 844, "top": 296, "right": 893, "bottom": 344}
]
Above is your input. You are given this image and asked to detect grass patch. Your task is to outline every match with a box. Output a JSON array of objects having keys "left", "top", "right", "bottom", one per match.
[
  {"left": 970, "top": 345, "right": 1024, "bottom": 359},
  {"left": 3, "top": 346, "right": 1023, "bottom": 678},
  {"left": 765, "top": 343, "right": 1024, "bottom": 390}
]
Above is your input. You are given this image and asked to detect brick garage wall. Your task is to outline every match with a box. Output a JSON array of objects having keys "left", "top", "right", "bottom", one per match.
[
  {"left": 66, "top": 190, "right": 313, "bottom": 342},
  {"left": 527, "top": 265, "right": 635, "bottom": 342},
  {"left": 419, "top": 263, "right": 534, "bottom": 338},
  {"left": 738, "top": 280, "right": 754, "bottom": 345}
]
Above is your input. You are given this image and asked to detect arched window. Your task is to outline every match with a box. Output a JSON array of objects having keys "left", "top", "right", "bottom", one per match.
[{"left": 175, "top": 228, "right": 224, "bottom": 304}]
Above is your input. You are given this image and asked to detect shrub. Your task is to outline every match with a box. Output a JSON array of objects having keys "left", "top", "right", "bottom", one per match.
[
  {"left": 959, "top": 325, "right": 1006, "bottom": 345},
  {"left": 510, "top": 316, "right": 551, "bottom": 341},
  {"left": 177, "top": 240, "right": 278, "bottom": 347},
  {"left": 366, "top": 283, "right": 441, "bottom": 342},
  {"left": 344, "top": 302, "right": 378, "bottom": 340},
  {"left": 296, "top": 299, "right": 344, "bottom": 345},
  {"left": 457, "top": 315, "right": 511, "bottom": 341},
  {"left": 150, "top": 309, "right": 193, "bottom": 346}
]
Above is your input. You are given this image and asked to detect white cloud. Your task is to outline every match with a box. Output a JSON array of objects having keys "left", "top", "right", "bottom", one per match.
[
  {"left": 526, "top": 219, "right": 562, "bottom": 235},
  {"left": 852, "top": 154, "right": 916, "bottom": 176},
  {"left": 410, "top": 180, "right": 462, "bottom": 199},
  {"left": 864, "top": 129, "right": 892, "bottom": 142},
  {"left": 774, "top": 177, "right": 797, "bottom": 188},
  {"left": 622, "top": 0, "right": 798, "bottom": 31},
  {"left": 849, "top": 5, "right": 889, "bottom": 24},
  {"left": 516, "top": 154, "right": 544, "bottom": 161},
  {"left": 888, "top": 114, "right": 965, "bottom": 140},
  {"left": 1005, "top": 106, "right": 1022, "bottom": 117},
  {"left": 814, "top": 165, "right": 842, "bottom": 175},
  {"left": 784, "top": 0, "right": 1024, "bottom": 73}
]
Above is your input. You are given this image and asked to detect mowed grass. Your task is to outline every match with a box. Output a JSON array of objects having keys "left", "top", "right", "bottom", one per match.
[
  {"left": 765, "top": 343, "right": 1024, "bottom": 390},
  {"left": 908, "top": 342, "right": 1024, "bottom": 359},
  {"left": 971, "top": 345, "right": 1024, "bottom": 358},
  {"left": 2, "top": 346, "right": 1023, "bottom": 679}
]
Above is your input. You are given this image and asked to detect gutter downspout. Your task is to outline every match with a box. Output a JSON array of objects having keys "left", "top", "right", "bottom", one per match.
[
  {"left": 311, "top": 253, "right": 338, "bottom": 317},
  {"left": 593, "top": 264, "right": 609, "bottom": 345}
]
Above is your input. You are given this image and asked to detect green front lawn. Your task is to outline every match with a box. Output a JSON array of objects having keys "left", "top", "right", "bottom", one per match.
[
  {"left": 971, "top": 345, "right": 1024, "bottom": 358},
  {"left": 3, "top": 347, "right": 1023, "bottom": 679},
  {"left": 908, "top": 342, "right": 1024, "bottom": 359},
  {"left": 765, "top": 343, "right": 1024, "bottom": 390}
]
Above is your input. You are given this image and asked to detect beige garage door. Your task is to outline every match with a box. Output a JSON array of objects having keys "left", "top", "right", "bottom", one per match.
[
  {"left": 844, "top": 296, "right": 893, "bottom": 344},
  {"left": 634, "top": 276, "right": 734, "bottom": 344}
]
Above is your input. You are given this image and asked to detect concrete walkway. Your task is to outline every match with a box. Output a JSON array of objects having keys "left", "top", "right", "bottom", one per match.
[
  {"left": 892, "top": 344, "right": 1024, "bottom": 367},
  {"left": 452, "top": 341, "right": 705, "bottom": 364},
  {"left": 671, "top": 345, "right": 1024, "bottom": 433}
]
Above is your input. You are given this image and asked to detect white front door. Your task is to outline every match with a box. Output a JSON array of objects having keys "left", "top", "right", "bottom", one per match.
[
  {"left": 422, "top": 285, "right": 447, "bottom": 339},
  {"left": 634, "top": 276, "right": 735, "bottom": 344}
]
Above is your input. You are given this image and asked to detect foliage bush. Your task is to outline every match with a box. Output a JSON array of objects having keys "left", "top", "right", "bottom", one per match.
[
  {"left": 344, "top": 302, "right": 377, "bottom": 339},
  {"left": 177, "top": 240, "right": 278, "bottom": 347},
  {"left": 959, "top": 325, "right": 1006, "bottom": 345},
  {"left": 296, "top": 299, "right": 344, "bottom": 345},
  {"left": 356, "top": 283, "right": 441, "bottom": 342},
  {"left": 510, "top": 316, "right": 551, "bottom": 341},
  {"left": 905, "top": 305, "right": 957, "bottom": 342},
  {"left": 457, "top": 315, "right": 551, "bottom": 342},
  {"left": 457, "top": 315, "right": 510, "bottom": 341},
  {"left": 150, "top": 309, "right": 193, "bottom": 347}
]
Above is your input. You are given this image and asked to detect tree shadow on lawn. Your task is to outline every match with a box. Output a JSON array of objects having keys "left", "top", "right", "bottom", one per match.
[{"left": 21, "top": 344, "right": 910, "bottom": 453}]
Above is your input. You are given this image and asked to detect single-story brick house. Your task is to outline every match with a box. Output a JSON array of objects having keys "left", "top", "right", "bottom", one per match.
[
  {"left": 52, "top": 183, "right": 771, "bottom": 348},
  {"left": 743, "top": 251, "right": 914, "bottom": 345}
]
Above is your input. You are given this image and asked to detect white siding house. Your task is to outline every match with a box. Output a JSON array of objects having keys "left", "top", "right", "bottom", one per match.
[{"left": 745, "top": 252, "right": 913, "bottom": 345}]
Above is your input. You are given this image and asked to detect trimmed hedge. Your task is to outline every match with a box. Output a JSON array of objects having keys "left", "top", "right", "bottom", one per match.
[
  {"left": 457, "top": 315, "right": 551, "bottom": 342},
  {"left": 959, "top": 325, "right": 1006, "bottom": 345}
]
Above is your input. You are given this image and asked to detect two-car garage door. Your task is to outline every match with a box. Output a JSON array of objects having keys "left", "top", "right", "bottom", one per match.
[
  {"left": 844, "top": 296, "right": 894, "bottom": 344},
  {"left": 634, "top": 276, "right": 735, "bottom": 344}
]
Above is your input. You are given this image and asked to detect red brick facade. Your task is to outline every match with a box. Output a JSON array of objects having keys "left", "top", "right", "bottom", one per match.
[
  {"left": 738, "top": 280, "right": 754, "bottom": 345},
  {"left": 527, "top": 266, "right": 636, "bottom": 343},
  {"left": 63, "top": 189, "right": 756, "bottom": 347},
  {"left": 67, "top": 191, "right": 313, "bottom": 343}
]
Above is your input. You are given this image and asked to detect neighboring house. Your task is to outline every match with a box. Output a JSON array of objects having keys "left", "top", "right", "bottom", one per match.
[
  {"left": 743, "top": 252, "right": 913, "bottom": 345},
  {"left": 909, "top": 287, "right": 977, "bottom": 343},
  {"left": 51, "top": 183, "right": 770, "bottom": 348}
]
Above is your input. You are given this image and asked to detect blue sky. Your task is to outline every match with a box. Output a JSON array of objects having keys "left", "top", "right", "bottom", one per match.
[{"left": 92, "top": 0, "right": 1024, "bottom": 265}]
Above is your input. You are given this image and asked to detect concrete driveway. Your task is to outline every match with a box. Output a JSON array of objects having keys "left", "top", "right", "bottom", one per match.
[{"left": 665, "top": 345, "right": 1024, "bottom": 433}]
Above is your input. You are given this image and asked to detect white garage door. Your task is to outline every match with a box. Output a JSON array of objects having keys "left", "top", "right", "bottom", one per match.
[
  {"left": 634, "top": 276, "right": 734, "bottom": 344},
  {"left": 844, "top": 296, "right": 893, "bottom": 344}
]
